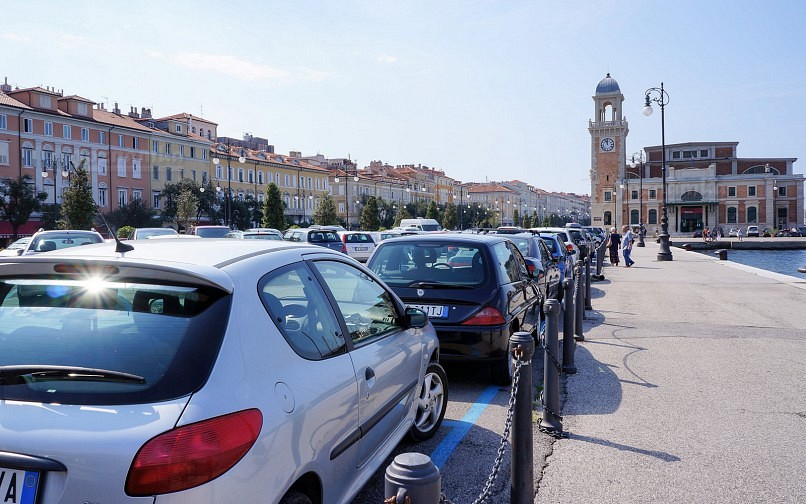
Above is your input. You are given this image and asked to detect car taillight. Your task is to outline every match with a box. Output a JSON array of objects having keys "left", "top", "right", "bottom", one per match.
[
  {"left": 566, "top": 244, "right": 574, "bottom": 253},
  {"left": 461, "top": 307, "right": 506, "bottom": 325},
  {"left": 125, "top": 409, "right": 262, "bottom": 496}
]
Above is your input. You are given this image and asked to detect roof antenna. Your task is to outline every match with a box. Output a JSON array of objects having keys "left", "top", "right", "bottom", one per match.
[{"left": 94, "top": 207, "right": 134, "bottom": 253}]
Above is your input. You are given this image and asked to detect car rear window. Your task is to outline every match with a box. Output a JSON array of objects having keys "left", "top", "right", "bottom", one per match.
[
  {"left": 309, "top": 231, "right": 340, "bottom": 243},
  {"left": 0, "top": 278, "right": 229, "bottom": 405},
  {"left": 195, "top": 227, "right": 230, "bottom": 238},
  {"left": 30, "top": 234, "right": 102, "bottom": 252},
  {"left": 369, "top": 242, "right": 487, "bottom": 287}
]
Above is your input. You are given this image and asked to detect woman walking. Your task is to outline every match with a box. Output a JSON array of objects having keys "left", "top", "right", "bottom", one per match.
[{"left": 606, "top": 226, "right": 621, "bottom": 266}]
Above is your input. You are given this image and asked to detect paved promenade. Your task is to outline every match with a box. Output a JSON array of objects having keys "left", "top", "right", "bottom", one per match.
[{"left": 535, "top": 241, "right": 806, "bottom": 503}]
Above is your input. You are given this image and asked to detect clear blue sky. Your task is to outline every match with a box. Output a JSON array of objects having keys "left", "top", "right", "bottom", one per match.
[{"left": 3, "top": 0, "right": 804, "bottom": 195}]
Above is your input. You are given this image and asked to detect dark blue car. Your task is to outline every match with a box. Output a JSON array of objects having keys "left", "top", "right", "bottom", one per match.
[{"left": 367, "top": 234, "right": 542, "bottom": 385}]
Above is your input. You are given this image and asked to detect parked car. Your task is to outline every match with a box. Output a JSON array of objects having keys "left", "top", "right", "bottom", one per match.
[
  {"left": 367, "top": 234, "right": 542, "bottom": 385},
  {"left": 797, "top": 226, "right": 806, "bottom": 237},
  {"left": 728, "top": 228, "right": 740, "bottom": 238},
  {"left": 494, "top": 226, "right": 525, "bottom": 235},
  {"left": 531, "top": 227, "right": 584, "bottom": 259},
  {"left": 284, "top": 227, "right": 347, "bottom": 254},
  {"left": 188, "top": 225, "right": 231, "bottom": 238},
  {"left": 505, "top": 233, "right": 561, "bottom": 303},
  {"left": 0, "top": 236, "right": 32, "bottom": 256},
  {"left": 537, "top": 232, "right": 573, "bottom": 298},
  {"left": 225, "top": 230, "right": 283, "bottom": 240},
  {"left": 19, "top": 229, "right": 105, "bottom": 255},
  {"left": 746, "top": 225, "right": 760, "bottom": 237},
  {"left": 762, "top": 227, "right": 775, "bottom": 237},
  {"left": 245, "top": 227, "right": 284, "bottom": 238},
  {"left": 338, "top": 231, "right": 377, "bottom": 262},
  {"left": 0, "top": 238, "right": 446, "bottom": 503},
  {"left": 693, "top": 229, "right": 704, "bottom": 238},
  {"left": 129, "top": 227, "right": 179, "bottom": 240}
]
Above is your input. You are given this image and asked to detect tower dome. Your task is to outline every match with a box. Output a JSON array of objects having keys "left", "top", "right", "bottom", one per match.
[{"left": 596, "top": 73, "right": 620, "bottom": 94}]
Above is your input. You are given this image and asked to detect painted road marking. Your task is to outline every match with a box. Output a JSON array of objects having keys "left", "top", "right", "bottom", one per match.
[{"left": 430, "top": 385, "right": 500, "bottom": 468}]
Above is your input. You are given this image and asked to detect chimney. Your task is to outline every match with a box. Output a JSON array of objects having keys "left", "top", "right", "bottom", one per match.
[
  {"left": 113, "top": 102, "right": 121, "bottom": 115},
  {"left": 0, "top": 77, "right": 11, "bottom": 93},
  {"left": 140, "top": 107, "right": 151, "bottom": 119},
  {"left": 128, "top": 106, "right": 139, "bottom": 119}
]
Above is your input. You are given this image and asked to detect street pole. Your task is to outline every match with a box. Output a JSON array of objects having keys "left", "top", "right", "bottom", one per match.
[{"left": 644, "top": 83, "right": 673, "bottom": 261}]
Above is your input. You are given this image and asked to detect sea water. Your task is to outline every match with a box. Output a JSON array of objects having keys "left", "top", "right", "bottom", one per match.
[{"left": 697, "top": 249, "right": 806, "bottom": 279}]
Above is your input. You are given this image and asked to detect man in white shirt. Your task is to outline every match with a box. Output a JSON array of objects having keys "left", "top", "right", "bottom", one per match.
[{"left": 621, "top": 225, "right": 635, "bottom": 267}]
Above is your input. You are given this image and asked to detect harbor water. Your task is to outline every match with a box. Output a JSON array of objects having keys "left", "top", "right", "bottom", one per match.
[{"left": 695, "top": 248, "right": 806, "bottom": 279}]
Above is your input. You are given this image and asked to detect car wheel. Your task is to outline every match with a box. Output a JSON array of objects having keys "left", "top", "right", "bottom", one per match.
[
  {"left": 279, "top": 490, "right": 313, "bottom": 504},
  {"left": 490, "top": 357, "right": 513, "bottom": 386},
  {"left": 409, "top": 362, "right": 448, "bottom": 441}
]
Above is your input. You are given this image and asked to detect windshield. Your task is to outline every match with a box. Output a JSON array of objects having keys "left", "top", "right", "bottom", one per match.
[
  {"left": 369, "top": 243, "right": 487, "bottom": 287},
  {"left": 29, "top": 233, "right": 102, "bottom": 252},
  {"left": 195, "top": 227, "right": 230, "bottom": 238},
  {"left": 0, "top": 277, "right": 229, "bottom": 405}
]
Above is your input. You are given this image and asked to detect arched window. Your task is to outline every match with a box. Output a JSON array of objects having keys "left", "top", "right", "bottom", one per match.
[
  {"left": 727, "top": 207, "right": 737, "bottom": 224},
  {"left": 747, "top": 206, "right": 757, "bottom": 224},
  {"left": 680, "top": 191, "right": 703, "bottom": 202},
  {"left": 604, "top": 211, "right": 612, "bottom": 226},
  {"left": 744, "top": 164, "right": 779, "bottom": 175},
  {"left": 648, "top": 209, "right": 658, "bottom": 225}
]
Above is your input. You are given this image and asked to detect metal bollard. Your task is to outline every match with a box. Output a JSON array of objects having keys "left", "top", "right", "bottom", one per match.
[
  {"left": 593, "top": 240, "right": 606, "bottom": 280},
  {"left": 716, "top": 249, "right": 728, "bottom": 260},
  {"left": 509, "top": 331, "right": 535, "bottom": 504},
  {"left": 584, "top": 257, "right": 593, "bottom": 310},
  {"left": 384, "top": 452, "right": 441, "bottom": 504},
  {"left": 539, "top": 300, "right": 563, "bottom": 434},
  {"left": 561, "top": 280, "right": 577, "bottom": 374},
  {"left": 574, "top": 262, "right": 585, "bottom": 341}
]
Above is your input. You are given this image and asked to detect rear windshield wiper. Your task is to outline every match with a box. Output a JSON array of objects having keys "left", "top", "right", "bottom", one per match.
[
  {"left": 407, "top": 281, "right": 473, "bottom": 289},
  {"left": 0, "top": 365, "right": 146, "bottom": 385}
]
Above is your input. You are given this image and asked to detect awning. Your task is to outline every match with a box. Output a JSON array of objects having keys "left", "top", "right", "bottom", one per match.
[{"left": 0, "top": 219, "right": 45, "bottom": 239}]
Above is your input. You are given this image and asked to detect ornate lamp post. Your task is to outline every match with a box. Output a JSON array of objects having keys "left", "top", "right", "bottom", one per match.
[
  {"left": 212, "top": 141, "right": 245, "bottom": 228},
  {"left": 630, "top": 152, "right": 646, "bottom": 246},
  {"left": 644, "top": 83, "right": 673, "bottom": 261},
  {"left": 765, "top": 163, "right": 779, "bottom": 230},
  {"left": 334, "top": 170, "right": 359, "bottom": 229}
]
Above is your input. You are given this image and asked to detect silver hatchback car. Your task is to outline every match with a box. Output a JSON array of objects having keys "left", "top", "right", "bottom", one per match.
[{"left": 0, "top": 239, "right": 446, "bottom": 503}]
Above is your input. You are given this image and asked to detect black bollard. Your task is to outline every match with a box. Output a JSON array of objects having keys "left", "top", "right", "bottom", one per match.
[
  {"left": 539, "top": 300, "right": 563, "bottom": 434},
  {"left": 384, "top": 452, "right": 441, "bottom": 504},
  {"left": 574, "top": 262, "right": 585, "bottom": 341},
  {"left": 509, "top": 331, "right": 535, "bottom": 504},
  {"left": 584, "top": 257, "right": 593, "bottom": 310},
  {"left": 562, "top": 280, "right": 577, "bottom": 374}
]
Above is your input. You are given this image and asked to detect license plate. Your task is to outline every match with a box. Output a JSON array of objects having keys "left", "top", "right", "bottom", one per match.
[
  {"left": 355, "top": 247, "right": 368, "bottom": 251},
  {"left": 410, "top": 304, "right": 447, "bottom": 318},
  {"left": 0, "top": 467, "right": 39, "bottom": 504}
]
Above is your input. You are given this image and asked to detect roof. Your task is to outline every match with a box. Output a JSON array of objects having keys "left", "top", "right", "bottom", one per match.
[
  {"left": 92, "top": 108, "right": 155, "bottom": 132},
  {"left": 595, "top": 73, "right": 620, "bottom": 94}
]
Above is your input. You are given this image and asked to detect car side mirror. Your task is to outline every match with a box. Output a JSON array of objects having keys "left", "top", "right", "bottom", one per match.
[
  {"left": 524, "top": 257, "right": 544, "bottom": 279},
  {"left": 405, "top": 306, "right": 428, "bottom": 329}
]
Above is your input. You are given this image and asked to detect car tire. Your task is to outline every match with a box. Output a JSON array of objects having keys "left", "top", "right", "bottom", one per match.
[
  {"left": 409, "top": 362, "right": 448, "bottom": 441},
  {"left": 279, "top": 490, "right": 313, "bottom": 504},
  {"left": 490, "top": 357, "right": 513, "bottom": 386}
]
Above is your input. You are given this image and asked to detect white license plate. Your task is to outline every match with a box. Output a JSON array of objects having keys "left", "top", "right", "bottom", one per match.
[
  {"left": 0, "top": 467, "right": 39, "bottom": 504},
  {"left": 354, "top": 247, "right": 368, "bottom": 251},
  {"left": 410, "top": 304, "right": 447, "bottom": 318}
]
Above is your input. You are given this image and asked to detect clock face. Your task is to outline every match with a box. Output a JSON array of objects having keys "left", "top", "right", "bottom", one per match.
[{"left": 600, "top": 137, "right": 615, "bottom": 152}]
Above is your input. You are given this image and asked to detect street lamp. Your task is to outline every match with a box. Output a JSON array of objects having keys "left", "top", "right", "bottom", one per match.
[
  {"left": 630, "top": 152, "right": 646, "bottom": 247},
  {"left": 212, "top": 141, "right": 245, "bottom": 228},
  {"left": 644, "top": 82, "right": 673, "bottom": 261},
  {"left": 334, "top": 170, "right": 360, "bottom": 229},
  {"left": 765, "top": 163, "right": 778, "bottom": 230}
]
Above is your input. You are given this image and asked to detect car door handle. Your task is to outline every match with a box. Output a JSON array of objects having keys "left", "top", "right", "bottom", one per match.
[{"left": 365, "top": 367, "right": 375, "bottom": 381}]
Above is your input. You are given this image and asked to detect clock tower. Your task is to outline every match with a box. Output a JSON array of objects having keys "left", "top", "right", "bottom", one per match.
[{"left": 589, "top": 73, "right": 628, "bottom": 229}]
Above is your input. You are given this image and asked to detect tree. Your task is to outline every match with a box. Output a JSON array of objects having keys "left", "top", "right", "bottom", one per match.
[
  {"left": 262, "top": 183, "right": 287, "bottom": 230},
  {"left": 442, "top": 202, "right": 457, "bottom": 230},
  {"left": 160, "top": 179, "right": 208, "bottom": 224},
  {"left": 513, "top": 209, "right": 520, "bottom": 228},
  {"left": 522, "top": 213, "right": 533, "bottom": 229},
  {"left": 312, "top": 192, "right": 339, "bottom": 226},
  {"left": 394, "top": 206, "right": 411, "bottom": 227},
  {"left": 230, "top": 198, "right": 251, "bottom": 230},
  {"left": 359, "top": 196, "right": 380, "bottom": 230},
  {"left": 60, "top": 159, "right": 97, "bottom": 231},
  {"left": 0, "top": 175, "right": 48, "bottom": 239},
  {"left": 425, "top": 201, "right": 440, "bottom": 221},
  {"left": 175, "top": 189, "right": 199, "bottom": 232},
  {"left": 103, "top": 198, "right": 159, "bottom": 230}
]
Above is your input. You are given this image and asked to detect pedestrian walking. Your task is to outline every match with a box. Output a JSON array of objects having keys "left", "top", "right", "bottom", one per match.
[
  {"left": 605, "top": 227, "right": 621, "bottom": 266},
  {"left": 621, "top": 224, "right": 635, "bottom": 267},
  {"left": 738, "top": 228, "right": 743, "bottom": 241}
]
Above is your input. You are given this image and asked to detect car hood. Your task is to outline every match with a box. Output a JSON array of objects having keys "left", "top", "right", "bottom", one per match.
[{"left": 0, "top": 398, "right": 188, "bottom": 502}]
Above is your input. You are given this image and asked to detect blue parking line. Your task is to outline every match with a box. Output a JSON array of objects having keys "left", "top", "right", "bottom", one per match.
[{"left": 429, "top": 385, "right": 500, "bottom": 469}]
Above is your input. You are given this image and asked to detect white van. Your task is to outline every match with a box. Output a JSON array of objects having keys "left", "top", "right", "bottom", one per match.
[{"left": 399, "top": 218, "right": 443, "bottom": 232}]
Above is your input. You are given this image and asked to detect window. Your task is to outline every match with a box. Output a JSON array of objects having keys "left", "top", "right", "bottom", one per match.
[
  {"left": 778, "top": 186, "right": 787, "bottom": 197},
  {"left": 649, "top": 189, "right": 657, "bottom": 199},
  {"left": 77, "top": 102, "right": 88, "bottom": 115},
  {"left": 258, "top": 171, "right": 264, "bottom": 184},
  {"left": 98, "top": 131, "right": 106, "bottom": 144},
  {"left": 179, "top": 145, "right": 185, "bottom": 157},
  {"left": 748, "top": 186, "right": 756, "bottom": 197},
  {"left": 312, "top": 260, "right": 403, "bottom": 347},
  {"left": 648, "top": 209, "right": 658, "bottom": 225},
  {"left": 81, "top": 128, "right": 89, "bottom": 142},
  {"left": 238, "top": 168, "right": 244, "bottom": 182},
  {"left": 152, "top": 166, "right": 159, "bottom": 180},
  {"left": 63, "top": 125, "right": 71, "bottom": 139},
  {"left": 682, "top": 150, "right": 697, "bottom": 159},
  {"left": 166, "top": 167, "right": 172, "bottom": 181},
  {"left": 152, "top": 191, "right": 161, "bottom": 209},
  {"left": 604, "top": 191, "right": 612, "bottom": 202},
  {"left": 44, "top": 122, "right": 53, "bottom": 136},
  {"left": 117, "top": 157, "right": 126, "bottom": 177},
  {"left": 631, "top": 190, "right": 638, "bottom": 200},
  {"left": 190, "top": 146, "right": 195, "bottom": 158},
  {"left": 0, "top": 142, "right": 9, "bottom": 165},
  {"left": 132, "top": 159, "right": 141, "bottom": 179},
  {"left": 98, "top": 186, "right": 107, "bottom": 207},
  {"left": 118, "top": 134, "right": 124, "bottom": 147},
  {"left": 727, "top": 207, "right": 737, "bottom": 223},
  {"left": 284, "top": 174, "right": 290, "bottom": 187},
  {"left": 22, "top": 148, "right": 33, "bottom": 167},
  {"left": 307, "top": 177, "right": 312, "bottom": 189},
  {"left": 97, "top": 156, "right": 107, "bottom": 175},
  {"left": 700, "top": 149, "right": 709, "bottom": 157},
  {"left": 165, "top": 143, "right": 171, "bottom": 155},
  {"left": 133, "top": 190, "right": 142, "bottom": 201},
  {"left": 747, "top": 207, "right": 757, "bottom": 223},
  {"left": 202, "top": 149, "right": 207, "bottom": 161},
  {"left": 118, "top": 189, "right": 127, "bottom": 207},
  {"left": 132, "top": 137, "right": 139, "bottom": 149},
  {"left": 248, "top": 170, "right": 255, "bottom": 184},
  {"left": 728, "top": 186, "right": 736, "bottom": 197},
  {"left": 152, "top": 140, "right": 159, "bottom": 153},
  {"left": 672, "top": 151, "right": 680, "bottom": 159},
  {"left": 630, "top": 209, "right": 639, "bottom": 224},
  {"left": 0, "top": 114, "right": 6, "bottom": 130},
  {"left": 175, "top": 124, "right": 182, "bottom": 133},
  {"left": 23, "top": 118, "right": 33, "bottom": 133}
]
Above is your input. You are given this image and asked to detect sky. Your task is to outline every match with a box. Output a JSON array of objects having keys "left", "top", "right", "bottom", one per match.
[{"left": 2, "top": 0, "right": 805, "bottom": 196}]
